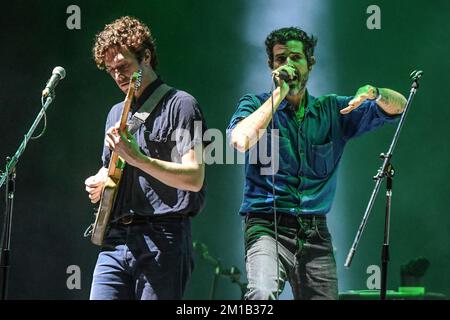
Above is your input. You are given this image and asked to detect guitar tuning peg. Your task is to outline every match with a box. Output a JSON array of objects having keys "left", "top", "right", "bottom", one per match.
[{"left": 134, "top": 69, "right": 143, "bottom": 90}]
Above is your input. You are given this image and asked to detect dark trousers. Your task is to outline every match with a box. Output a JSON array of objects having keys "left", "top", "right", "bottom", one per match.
[
  {"left": 90, "top": 217, "right": 193, "bottom": 300},
  {"left": 244, "top": 214, "right": 338, "bottom": 300}
]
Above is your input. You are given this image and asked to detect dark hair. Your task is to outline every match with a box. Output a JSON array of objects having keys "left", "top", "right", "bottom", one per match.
[
  {"left": 93, "top": 16, "right": 158, "bottom": 70},
  {"left": 265, "top": 27, "right": 317, "bottom": 68}
]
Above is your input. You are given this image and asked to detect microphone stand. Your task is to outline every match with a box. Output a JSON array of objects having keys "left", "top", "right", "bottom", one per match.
[
  {"left": 344, "top": 70, "right": 423, "bottom": 300},
  {"left": 0, "top": 94, "right": 55, "bottom": 300},
  {"left": 193, "top": 241, "right": 247, "bottom": 299}
]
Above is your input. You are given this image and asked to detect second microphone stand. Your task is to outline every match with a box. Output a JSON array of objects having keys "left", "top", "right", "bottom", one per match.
[
  {"left": 344, "top": 70, "right": 423, "bottom": 300},
  {"left": 193, "top": 241, "right": 247, "bottom": 299}
]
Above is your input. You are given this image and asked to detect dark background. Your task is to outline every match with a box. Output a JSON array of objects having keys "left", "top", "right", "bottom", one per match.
[{"left": 0, "top": 0, "right": 449, "bottom": 299}]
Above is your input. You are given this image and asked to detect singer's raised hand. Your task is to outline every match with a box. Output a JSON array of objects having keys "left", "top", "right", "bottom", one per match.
[
  {"left": 272, "top": 64, "right": 297, "bottom": 97},
  {"left": 272, "top": 64, "right": 297, "bottom": 81}
]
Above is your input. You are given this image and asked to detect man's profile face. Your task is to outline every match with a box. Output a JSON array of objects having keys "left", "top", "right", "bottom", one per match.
[
  {"left": 272, "top": 40, "right": 313, "bottom": 96},
  {"left": 104, "top": 47, "right": 141, "bottom": 94}
]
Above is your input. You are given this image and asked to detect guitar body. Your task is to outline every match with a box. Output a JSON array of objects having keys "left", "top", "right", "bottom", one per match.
[
  {"left": 88, "top": 71, "right": 141, "bottom": 246},
  {"left": 90, "top": 176, "right": 120, "bottom": 246}
]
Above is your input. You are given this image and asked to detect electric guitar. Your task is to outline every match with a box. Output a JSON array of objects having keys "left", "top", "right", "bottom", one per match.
[{"left": 89, "top": 71, "right": 142, "bottom": 246}]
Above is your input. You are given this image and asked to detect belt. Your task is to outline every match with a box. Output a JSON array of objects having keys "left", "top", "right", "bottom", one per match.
[
  {"left": 246, "top": 213, "right": 326, "bottom": 227},
  {"left": 116, "top": 214, "right": 187, "bottom": 225}
]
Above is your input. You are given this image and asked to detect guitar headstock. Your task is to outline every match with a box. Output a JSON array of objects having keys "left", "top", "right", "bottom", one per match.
[{"left": 123, "top": 70, "right": 142, "bottom": 99}]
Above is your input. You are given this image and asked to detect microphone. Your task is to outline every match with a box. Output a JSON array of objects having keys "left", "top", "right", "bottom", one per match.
[
  {"left": 42, "top": 66, "right": 66, "bottom": 98},
  {"left": 275, "top": 68, "right": 299, "bottom": 82}
]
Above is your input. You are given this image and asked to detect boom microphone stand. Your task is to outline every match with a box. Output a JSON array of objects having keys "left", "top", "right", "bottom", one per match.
[
  {"left": 344, "top": 70, "right": 423, "bottom": 300},
  {"left": 0, "top": 66, "right": 65, "bottom": 299}
]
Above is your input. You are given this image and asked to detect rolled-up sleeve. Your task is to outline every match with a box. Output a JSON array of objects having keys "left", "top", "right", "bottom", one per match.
[{"left": 226, "top": 94, "right": 261, "bottom": 143}]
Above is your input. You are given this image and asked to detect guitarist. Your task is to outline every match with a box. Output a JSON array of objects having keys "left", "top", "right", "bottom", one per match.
[{"left": 84, "top": 16, "right": 207, "bottom": 300}]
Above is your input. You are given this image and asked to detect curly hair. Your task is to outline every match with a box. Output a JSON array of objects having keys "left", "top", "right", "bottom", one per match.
[
  {"left": 265, "top": 27, "right": 317, "bottom": 68},
  {"left": 93, "top": 16, "right": 158, "bottom": 70}
]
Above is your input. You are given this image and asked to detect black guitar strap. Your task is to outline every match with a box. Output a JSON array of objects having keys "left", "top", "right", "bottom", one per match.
[{"left": 127, "top": 83, "right": 174, "bottom": 135}]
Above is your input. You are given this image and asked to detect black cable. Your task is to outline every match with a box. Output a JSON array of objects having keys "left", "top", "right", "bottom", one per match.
[
  {"left": 31, "top": 96, "right": 48, "bottom": 140},
  {"left": 270, "top": 75, "right": 280, "bottom": 300}
]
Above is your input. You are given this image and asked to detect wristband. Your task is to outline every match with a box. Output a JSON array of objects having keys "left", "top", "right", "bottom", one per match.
[{"left": 372, "top": 87, "right": 381, "bottom": 102}]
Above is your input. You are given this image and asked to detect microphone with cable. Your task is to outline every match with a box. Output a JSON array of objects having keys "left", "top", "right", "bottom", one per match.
[
  {"left": 278, "top": 69, "right": 298, "bottom": 81},
  {"left": 273, "top": 67, "right": 300, "bottom": 86},
  {"left": 42, "top": 66, "right": 66, "bottom": 98}
]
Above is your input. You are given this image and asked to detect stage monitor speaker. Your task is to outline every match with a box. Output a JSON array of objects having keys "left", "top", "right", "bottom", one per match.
[{"left": 339, "top": 287, "right": 446, "bottom": 300}]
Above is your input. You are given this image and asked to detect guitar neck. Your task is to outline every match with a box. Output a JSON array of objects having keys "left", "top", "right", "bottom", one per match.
[
  {"left": 118, "top": 86, "right": 135, "bottom": 132},
  {"left": 107, "top": 152, "right": 123, "bottom": 179},
  {"left": 106, "top": 72, "right": 140, "bottom": 179}
]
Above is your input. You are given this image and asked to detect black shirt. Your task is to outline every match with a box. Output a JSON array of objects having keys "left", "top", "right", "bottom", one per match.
[{"left": 101, "top": 79, "right": 207, "bottom": 219}]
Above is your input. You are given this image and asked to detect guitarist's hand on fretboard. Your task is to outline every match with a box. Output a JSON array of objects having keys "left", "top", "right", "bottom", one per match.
[{"left": 105, "top": 125, "right": 143, "bottom": 168}]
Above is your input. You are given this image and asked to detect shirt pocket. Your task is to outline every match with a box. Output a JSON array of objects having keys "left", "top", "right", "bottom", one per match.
[{"left": 309, "top": 141, "right": 334, "bottom": 178}]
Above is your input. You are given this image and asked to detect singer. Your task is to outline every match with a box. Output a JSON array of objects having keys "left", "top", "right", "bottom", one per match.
[
  {"left": 85, "top": 16, "right": 208, "bottom": 300},
  {"left": 227, "top": 27, "right": 407, "bottom": 300}
]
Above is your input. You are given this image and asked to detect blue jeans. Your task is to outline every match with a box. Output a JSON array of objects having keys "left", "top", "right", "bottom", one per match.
[
  {"left": 244, "top": 214, "right": 338, "bottom": 300},
  {"left": 90, "top": 217, "right": 193, "bottom": 300}
]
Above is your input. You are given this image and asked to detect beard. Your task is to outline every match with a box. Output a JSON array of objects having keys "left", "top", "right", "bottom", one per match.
[{"left": 287, "top": 75, "right": 308, "bottom": 96}]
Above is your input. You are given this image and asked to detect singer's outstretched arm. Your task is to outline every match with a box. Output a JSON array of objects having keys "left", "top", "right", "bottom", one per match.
[{"left": 340, "top": 84, "right": 407, "bottom": 115}]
